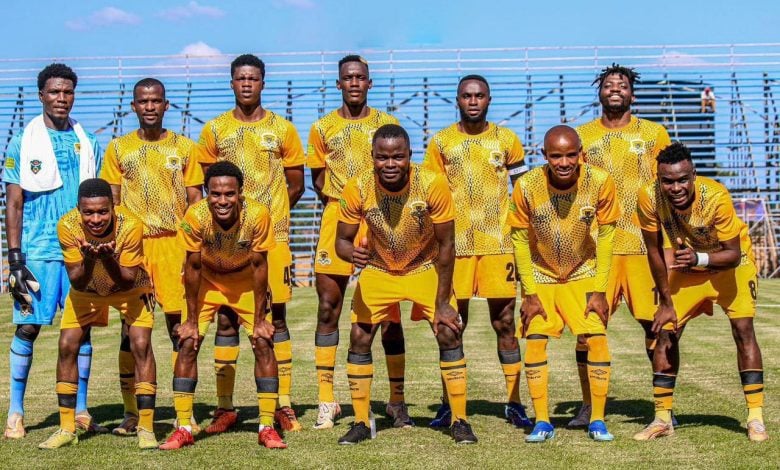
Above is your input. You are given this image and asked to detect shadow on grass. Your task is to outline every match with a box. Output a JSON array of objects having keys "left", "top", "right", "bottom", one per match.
[{"left": 554, "top": 398, "right": 655, "bottom": 423}]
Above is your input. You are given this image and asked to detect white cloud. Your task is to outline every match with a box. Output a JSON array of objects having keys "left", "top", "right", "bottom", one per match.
[
  {"left": 656, "top": 50, "right": 711, "bottom": 67},
  {"left": 157, "top": 1, "right": 225, "bottom": 21},
  {"left": 180, "top": 41, "right": 222, "bottom": 57},
  {"left": 273, "top": 0, "right": 316, "bottom": 9},
  {"left": 65, "top": 7, "right": 141, "bottom": 31}
]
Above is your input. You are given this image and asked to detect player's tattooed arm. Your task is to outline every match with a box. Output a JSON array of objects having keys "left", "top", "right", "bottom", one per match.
[
  {"left": 284, "top": 166, "right": 305, "bottom": 208},
  {"left": 642, "top": 228, "right": 678, "bottom": 333},
  {"left": 180, "top": 250, "right": 203, "bottom": 350},
  {"left": 432, "top": 220, "right": 460, "bottom": 336}
]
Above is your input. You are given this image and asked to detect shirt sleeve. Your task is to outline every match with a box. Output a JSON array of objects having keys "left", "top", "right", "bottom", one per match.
[
  {"left": 282, "top": 122, "right": 306, "bottom": 167},
  {"left": 90, "top": 134, "right": 104, "bottom": 174},
  {"left": 507, "top": 180, "right": 530, "bottom": 229},
  {"left": 118, "top": 218, "right": 144, "bottom": 267},
  {"left": 2, "top": 134, "right": 22, "bottom": 185},
  {"left": 636, "top": 185, "right": 660, "bottom": 232},
  {"left": 713, "top": 190, "right": 743, "bottom": 241},
  {"left": 99, "top": 139, "right": 122, "bottom": 185},
  {"left": 252, "top": 206, "right": 277, "bottom": 253},
  {"left": 596, "top": 175, "right": 621, "bottom": 225},
  {"left": 306, "top": 124, "right": 327, "bottom": 169},
  {"left": 422, "top": 139, "right": 446, "bottom": 174},
  {"left": 178, "top": 207, "right": 203, "bottom": 252},
  {"left": 427, "top": 174, "right": 455, "bottom": 224},
  {"left": 338, "top": 179, "right": 363, "bottom": 225},
  {"left": 195, "top": 124, "right": 219, "bottom": 164},
  {"left": 182, "top": 140, "right": 205, "bottom": 188},
  {"left": 506, "top": 132, "right": 526, "bottom": 167},
  {"left": 57, "top": 219, "right": 83, "bottom": 264}
]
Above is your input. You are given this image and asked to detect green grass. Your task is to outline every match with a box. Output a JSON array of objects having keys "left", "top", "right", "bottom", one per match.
[{"left": 0, "top": 282, "right": 778, "bottom": 469}]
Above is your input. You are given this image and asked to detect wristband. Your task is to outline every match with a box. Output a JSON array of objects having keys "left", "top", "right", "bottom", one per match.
[
  {"left": 8, "top": 248, "right": 24, "bottom": 265},
  {"left": 695, "top": 252, "right": 709, "bottom": 267}
]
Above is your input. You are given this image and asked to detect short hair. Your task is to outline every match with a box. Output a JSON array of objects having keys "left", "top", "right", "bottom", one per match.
[
  {"left": 593, "top": 63, "right": 640, "bottom": 91},
  {"left": 656, "top": 142, "right": 693, "bottom": 165},
  {"left": 133, "top": 77, "right": 166, "bottom": 98},
  {"left": 78, "top": 178, "right": 113, "bottom": 201},
  {"left": 205, "top": 161, "right": 244, "bottom": 189},
  {"left": 338, "top": 55, "right": 369, "bottom": 74},
  {"left": 230, "top": 54, "right": 265, "bottom": 79},
  {"left": 38, "top": 63, "right": 78, "bottom": 91},
  {"left": 458, "top": 74, "right": 490, "bottom": 93},
  {"left": 372, "top": 123, "right": 410, "bottom": 147}
]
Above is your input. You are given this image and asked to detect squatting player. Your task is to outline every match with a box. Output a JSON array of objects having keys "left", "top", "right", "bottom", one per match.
[
  {"left": 634, "top": 142, "right": 768, "bottom": 442},
  {"left": 3, "top": 63, "right": 102, "bottom": 438},
  {"left": 509, "top": 126, "right": 619, "bottom": 443},
  {"left": 195, "top": 54, "right": 305, "bottom": 432},
  {"left": 335, "top": 124, "right": 477, "bottom": 444},
  {"left": 100, "top": 77, "right": 203, "bottom": 435},
  {"left": 424, "top": 74, "right": 531, "bottom": 428},
  {"left": 160, "top": 162, "right": 287, "bottom": 450},
  {"left": 39, "top": 179, "right": 157, "bottom": 449},
  {"left": 569, "top": 63, "right": 672, "bottom": 426},
  {"left": 307, "top": 55, "right": 408, "bottom": 429}
]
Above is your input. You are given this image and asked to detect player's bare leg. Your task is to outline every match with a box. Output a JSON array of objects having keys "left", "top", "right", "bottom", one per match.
[
  {"left": 271, "top": 302, "right": 301, "bottom": 431},
  {"left": 430, "top": 300, "right": 471, "bottom": 428},
  {"left": 160, "top": 332, "right": 202, "bottom": 450},
  {"left": 432, "top": 319, "right": 476, "bottom": 444},
  {"left": 634, "top": 327, "right": 681, "bottom": 441},
  {"left": 730, "top": 318, "right": 767, "bottom": 441}
]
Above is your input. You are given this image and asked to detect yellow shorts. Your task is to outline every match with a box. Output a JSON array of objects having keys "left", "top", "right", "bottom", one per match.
[
  {"left": 61, "top": 287, "right": 154, "bottom": 330},
  {"left": 453, "top": 254, "right": 517, "bottom": 299},
  {"left": 314, "top": 200, "right": 367, "bottom": 276},
  {"left": 520, "top": 276, "right": 606, "bottom": 338},
  {"left": 143, "top": 234, "right": 185, "bottom": 314},
  {"left": 268, "top": 242, "right": 293, "bottom": 304},
  {"left": 662, "top": 261, "right": 757, "bottom": 330},
  {"left": 351, "top": 266, "right": 457, "bottom": 324},
  {"left": 607, "top": 254, "right": 657, "bottom": 321},
  {"left": 188, "top": 268, "right": 272, "bottom": 337}
]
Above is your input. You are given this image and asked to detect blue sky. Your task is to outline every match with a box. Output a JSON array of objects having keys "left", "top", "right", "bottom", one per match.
[{"left": 2, "top": 0, "right": 779, "bottom": 59}]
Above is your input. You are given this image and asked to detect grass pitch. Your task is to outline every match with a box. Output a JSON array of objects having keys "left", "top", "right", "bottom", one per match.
[{"left": 0, "top": 282, "right": 778, "bottom": 469}]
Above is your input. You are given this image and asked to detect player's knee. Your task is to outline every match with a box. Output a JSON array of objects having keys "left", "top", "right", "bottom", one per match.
[
  {"left": 119, "top": 332, "right": 132, "bottom": 352},
  {"left": 349, "top": 324, "right": 374, "bottom": 353},
  {"left": 271, "top": 317, "right": 287, "bottom": 332},
  {"left": 252, "top": 338, "right": 274, "bottom": 359},
  {"left": 730, "top": 319, "right": 757, "bottom": 345},
  {"left": 130, "top": 334, "right": 152, "bottom": 357},
  {"left": 380, "top": 321, "right": 404, "bottom": 344},
  {"left": 491, "top": 314, "right": 515, "bottom": 338},
  {"left": 434, "top": 327, "right": 460, "bottom": 350},
  {"left": 15, "top": 324, "right": 41, "bottom": 342}
]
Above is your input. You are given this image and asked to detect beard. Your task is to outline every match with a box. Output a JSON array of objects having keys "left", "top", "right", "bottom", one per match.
[{"left": 458, "top": 105, "right": 489, "bottom": 124}]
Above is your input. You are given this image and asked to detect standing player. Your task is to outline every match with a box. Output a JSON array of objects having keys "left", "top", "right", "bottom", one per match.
[
  {"left": 100, "top": 77, "right": 203, "bottom": 435},
  {"left": 195, "top": 54, "right": 305, "bottom": 432},
  {"left": 3, "top": 63, "right": 102, "bottom": 438},
  {"left": 39, "top": 179, "right": 157, "bottom": 449},
  {"left": 510, "top": 126, "right": 618, "bottom": 442},
  {"left": 308, "top": 55, "right": 409, "bottom": 430},
  {"left": 424, "top": 74, "right": 531, "bottom": 428},
  {"left": 159, "top": 161, "right": 287, "bottom": 450},
  {"left": 569, "top": 64, "right": 672, "bottom": 426},
  {"left": 635, "top": 143, "right": 768, "bottom": 442},
  {"left": 336, "top": 124, "right": 477, "bottom": 444}
]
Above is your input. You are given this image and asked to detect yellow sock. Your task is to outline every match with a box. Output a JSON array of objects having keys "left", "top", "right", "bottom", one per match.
[
  {"left": 135, "top": 381, "right": 156, "bottom": 432},
  {"left": 652, "top": 373, "right": 676, "bottom": 423},
  {"left": 173, "top": 378, "right": 197, "bottom": 428},
  {"left": 214, "top": 336, "right": 239, "bottom": 410},
  {"left": 118, "top": 348, "right": 138, "bottom": 416},
  {"left": 440, "top": 347, "right": 467, "bottom": 422},
  {"left": 346, "top": 352, "right": 373, "bottom": 425},
  {"left": 645, "top": 338, "right": 657, "bottom": 363},
  {"left": 525, "top": 336, "right": 549, "bottom": 423},
  {"left": 315, "top": 331, "right": 339, "bottom": 403},
  {"left": 741, "top": 370, "right": 764, "bottom": 423},
  {"left": 575, "top": 340, "right": 591, "bottom": 405},
  {"left": 273, "top": 331, "right": 293, "bottom": 409},
  {"left": 56, "top": 381, "right": 78, "bottom": 433},
  {"left": 256, "top": 377, "right": 279, "bottom": 427},
  {"left": 586, "top": 334, "right": 611, "bottom": 422},
  {"left": 498, "top": 349, "right": 522, "bottom": 404},
  {"left": 385, "top": 353, "right": 405, "bottom": 403}
]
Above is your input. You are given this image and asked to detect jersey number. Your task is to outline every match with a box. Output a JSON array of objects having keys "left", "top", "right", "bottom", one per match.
[
  {"left": 748, "top": 280, "right": 757, "bottom": 300},
  {"left": 284, "top": 265, "right": 292, "bottom": 287},
  {"left": 505, "top": 262, "right": 516, "bottom": 282}
]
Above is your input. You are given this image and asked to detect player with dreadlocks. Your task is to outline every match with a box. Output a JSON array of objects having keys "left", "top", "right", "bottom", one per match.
[{"left": 568, "top": 63, "right": 672, "bottom": 427}]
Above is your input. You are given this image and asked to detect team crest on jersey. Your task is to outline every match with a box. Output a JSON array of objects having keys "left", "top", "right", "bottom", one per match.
[
  {"left": 30, "top": 159, "right": 42, "bottom": 174},
  {"left": 74, "top": 142, "right": 81, "bottom": 154},
  {"left": 261, "top": 132, "right": 280, "bottom": 150},
  {"left": 317, "top": 250, "right": 332, "bottom": 265},
  {"left": 165, "top": 155, "right": 182, "bottom": 171},
  {"left": 488, "top": 151, "right": 504, "bottom": 168},
  {"left": 579, "top": 206, "right": 596, "bottom": 224},
  {"left": 629, "top": 139, "right": 645, "bottom": 156}
]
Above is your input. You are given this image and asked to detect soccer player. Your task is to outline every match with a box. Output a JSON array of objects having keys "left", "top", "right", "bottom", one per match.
[
  {"left": 423, "top": 74, "right": 531, "bottom": 428},
  {"left": 39, "top": 178, "right": 157, "bottom": 449},
  {"left": 634, "top": 142, "right": 768, "bottom": 442},
  {"left": 3, "top": 63, "right": 103, "bottom": 438},
  {"left": 195, "top": 54, "right": 305, "bottom": 432},
  {"left": 308, "top": 55, "right": 409, "bottom": 430},
  {"left": 335, "top": 124, "right": 477, "bottom": 444},
  {"left": 510, "top": 125, "right": 619, "bottom": 442},
  {"left": 159, "top": 161, "right": 287, "bottom": 450},
  {"left": 100, "top": 77, "right": 203, "bottom": 435},
  {"left": 569, "top": 63, "right": 672, "bottom": 426}
]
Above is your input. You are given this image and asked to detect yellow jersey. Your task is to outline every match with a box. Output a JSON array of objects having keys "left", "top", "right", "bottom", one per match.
[
  {"left": 196, "top": 109, "right": 305, "bottom": 242},
  {"left": 509, "top": 164, "right": 620, "bottom": 283},
  {"left": 307, "top": 108, "right": 398, "bottom": 200},
  {"left": 339, "top": 164, "right": 455, "bottom": 275},
  {"left": 577, "top": 116, "right": 671, "bottom": 255},
  {"left": 424, "top": 122, "right": 525, "bottom": 256}
]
